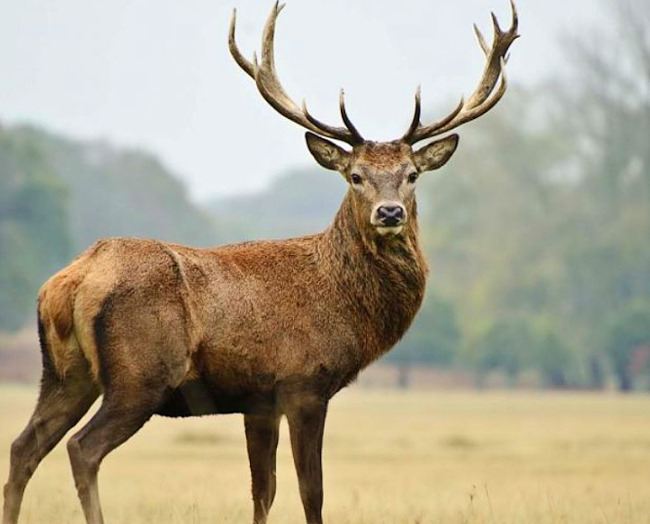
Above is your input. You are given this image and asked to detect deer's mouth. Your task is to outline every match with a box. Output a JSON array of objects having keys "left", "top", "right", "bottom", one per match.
[{"left": 375, "top": 225, "right": 404, "bottom": 236}]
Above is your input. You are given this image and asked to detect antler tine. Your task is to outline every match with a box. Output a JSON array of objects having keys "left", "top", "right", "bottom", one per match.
[
  {"left": 229, "top": 4, "right": 364, "bottom": 145},
  {"left": 299, "top": 99, "right": 357, "bottom": 143},
  {"left": 402, "top": 1, "right": 519, "bottom": 145},
  {"left": 403, "top": 86, "right": 422, "bottom": 141},
  {"left": 464, "top": 2, "right": 518, "bottom": 110},
  {"left": 473, "top": 24, "right": 490, "bottom": 56},
  {"left": 510, "top": 0, "right": 519, "bottom": 34},
  {"left": 403, "top": 93, "right": 465, "bottom": 144},
  {"left": 253, "top": 3, "right": 308, "bottom": 126},
  {"left": 259, "top": 2, "right": 284, "bottom": 78},
  {"left": 228, "top": 9, "right": 255, "bottom": 79},
  {"left": 339, "top": 90, "right": 364, "bottom": 144},
  {"left": 491, "top": 12, "right": 502, "bottom": 34}
]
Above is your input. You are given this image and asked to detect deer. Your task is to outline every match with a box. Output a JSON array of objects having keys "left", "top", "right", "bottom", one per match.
[{"left": 2, "top": 3, "right": 519, "bottom": 524}]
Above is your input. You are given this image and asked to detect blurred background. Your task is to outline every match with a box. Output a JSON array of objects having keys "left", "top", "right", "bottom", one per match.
[{"left": 1, "top": 0, "right": 649, "bottom": 392}]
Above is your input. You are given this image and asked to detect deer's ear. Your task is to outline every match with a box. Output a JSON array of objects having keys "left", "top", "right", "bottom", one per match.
[
  {"left": 413, "top": 134, "right": 459, "bottom": 172},
  {"left": 305, "top": 133, "right": 350, "bottom": 172}
]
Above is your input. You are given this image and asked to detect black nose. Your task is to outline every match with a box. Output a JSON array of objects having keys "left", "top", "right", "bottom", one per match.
[{"left": 376, "top": 205, "right": 405, "bottom": 227}]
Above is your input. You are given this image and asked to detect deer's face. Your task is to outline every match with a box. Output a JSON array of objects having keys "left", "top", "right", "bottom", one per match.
[{"left": 306, "top": 133, "right": 459, "bottom": 236}]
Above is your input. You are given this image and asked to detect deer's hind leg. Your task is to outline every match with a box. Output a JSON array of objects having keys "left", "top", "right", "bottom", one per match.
[
  {"left": 2, "top": 352, "right": 99, "bottom": 524},
  {"left": 66, "top": 386, "right": 167, "bottom": 524},
  {"left": 66, "top": 294, "right": 191, "bottom": 524}
]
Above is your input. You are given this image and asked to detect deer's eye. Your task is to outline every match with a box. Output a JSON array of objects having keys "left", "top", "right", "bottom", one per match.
[
  {"left": 407, "top": 172, "right": 419, "bottom": 184},
  {"left": 350, "top": 173, "right": 363, "bottom": 185}
]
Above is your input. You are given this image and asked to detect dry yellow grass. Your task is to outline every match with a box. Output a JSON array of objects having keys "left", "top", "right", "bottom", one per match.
[{"left": 1, "top": 384, "right": 649, "bottom": 524}]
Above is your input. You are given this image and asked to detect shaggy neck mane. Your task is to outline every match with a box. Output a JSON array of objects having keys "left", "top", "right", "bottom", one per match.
[{"left": 318, "top": 190, "right": 428, "bottom": 364}]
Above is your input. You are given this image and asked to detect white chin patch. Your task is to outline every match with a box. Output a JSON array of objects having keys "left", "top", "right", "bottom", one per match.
[{"left": 376, "top": 226, "right": 404, "bottom": 236}]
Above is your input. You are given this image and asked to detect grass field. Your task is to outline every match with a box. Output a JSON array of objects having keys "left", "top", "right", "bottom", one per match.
[{"left": 1, "top": 384, "right": 649, "bottom": 524}]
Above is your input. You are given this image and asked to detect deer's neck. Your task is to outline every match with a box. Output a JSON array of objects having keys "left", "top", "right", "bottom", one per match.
[{"left": 320, "top": 191, "right": 428, "bottom": 363}]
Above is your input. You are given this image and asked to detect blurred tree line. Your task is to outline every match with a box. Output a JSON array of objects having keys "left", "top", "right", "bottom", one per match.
[
  {"left": 0, "top": 126, "right": 225, "bottom": 332},
  {"left": 411, "top": 0, "right": 650, "bottom": 390},
  {"left": 0, "top": 131, "right": 71, "bottom": 330},
  {"left": 1, "top": 0, "right": 648, "bottom": 390}
]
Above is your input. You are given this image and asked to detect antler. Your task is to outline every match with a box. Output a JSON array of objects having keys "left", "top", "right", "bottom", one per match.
[
  {"left": 402, "top": 0, "right": 520, "bottom": 145},
  {"left": 229, "top": 2, "right": 365, "bottom": 145}
]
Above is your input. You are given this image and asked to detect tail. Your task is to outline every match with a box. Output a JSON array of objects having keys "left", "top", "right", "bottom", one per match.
[{"left": 38, "top": 270, "right": 82, "bottom": 379}]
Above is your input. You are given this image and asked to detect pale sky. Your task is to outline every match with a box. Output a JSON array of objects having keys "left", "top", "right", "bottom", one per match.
[{"left": 0, "top": 0, "right": 601, "bottom": 201}]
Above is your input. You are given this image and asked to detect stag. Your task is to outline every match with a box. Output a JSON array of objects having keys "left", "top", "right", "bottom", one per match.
[{"left": 2, "top": 3, "right": 518, "bottom": 524}]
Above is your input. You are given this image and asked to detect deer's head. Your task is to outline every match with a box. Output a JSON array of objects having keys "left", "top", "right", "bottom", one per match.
[{"left": 229, "top": 2, "right": 519, "bottom": 238}]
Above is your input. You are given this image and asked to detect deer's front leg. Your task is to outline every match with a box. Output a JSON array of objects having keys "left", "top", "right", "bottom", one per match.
[
  {"left": 286, "top": 400, "right": 328, "bottom": 524},
  {"left": 244, "top": 414, "right": 281, "bottom": 524}
]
